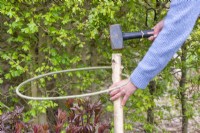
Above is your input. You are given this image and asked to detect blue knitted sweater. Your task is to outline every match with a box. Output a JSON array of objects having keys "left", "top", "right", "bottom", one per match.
[{"left": 130, "top": 0, "right": 200, "bottom": 89}]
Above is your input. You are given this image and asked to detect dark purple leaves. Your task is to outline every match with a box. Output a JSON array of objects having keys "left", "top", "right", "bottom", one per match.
[
  {"left": 0, "top": 99, "right": 111, "bottom": 133},
  {"left": 0, "top": 106, "right": 31, "bottom": 132},
  {"left": 65, "top": 99, "right": 110, "bottom": 133}
]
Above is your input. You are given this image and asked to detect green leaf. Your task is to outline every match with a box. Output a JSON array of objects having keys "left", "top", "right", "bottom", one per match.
[
  {"left": 5, "top": 73, "right": 11, "bottom": 79},
  {"left": 22, "top": 44, "right": 30, "bottom": 51},
  {"left": 7, "top": 28, "right": 13, "bottom": 34},
  {"left": 27, "top": 19, "right": 38, "bottom": 33},
  {"left": 0, "top": 78, "right": 3, "bottom": 84}
]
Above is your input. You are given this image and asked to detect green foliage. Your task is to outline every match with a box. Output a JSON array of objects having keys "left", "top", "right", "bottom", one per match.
[
  {"left": 0, "top": 0, "right": 199, "bottom": 132},
  {"left": 23, "top": 100, "right": 58, "bottom": 122}
]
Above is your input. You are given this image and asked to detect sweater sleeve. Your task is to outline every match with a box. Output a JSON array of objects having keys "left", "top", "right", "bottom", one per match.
[{"left": 130, "top": 0, "right": 200, "bottom": 89}]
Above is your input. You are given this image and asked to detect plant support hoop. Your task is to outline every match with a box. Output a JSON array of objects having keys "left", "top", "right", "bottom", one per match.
[{"left": 16, "top": 66, "right": 129, "bottom": 100}]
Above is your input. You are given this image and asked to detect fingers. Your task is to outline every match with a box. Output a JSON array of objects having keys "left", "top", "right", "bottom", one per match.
[
  {"left": 148, "top": 36, "right": 155, "bottom": 41},
  {"left": 154, "top": 28, "right": 160, "bottom": 37},
  {"left": 148, "top": 20, "right": 164, "bottom": 41},
  {"left": 109, "top": 79, "right": 137, "bottom": 106},
  {"left": 109, "top": 82, "right": 121, "bottom": 96},
  {"left": 148, "top": 28, "right": 157, "bottom": 41},
  {"left": 109, "top": 88, "right": 121, "bottom": 97},
  {"left": 110, "top": 89, "right": 124, "bottom": 101},
  {"left": 121, "top": 95, "right": 130, "bottom": 106},
  {"left": 147, "top": 31, "right": 154, "bottom": 35},
  {"left": 110, "top": 90, "right": 131, "bottom": 106},
  {"left": 109, "top": 79, "right": 128, "bottom": 95}
]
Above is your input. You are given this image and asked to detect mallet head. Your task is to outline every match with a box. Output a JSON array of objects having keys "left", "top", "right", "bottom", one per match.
[
  {"left": 110, "top": 24, "right": 154, "bottom": 50},
  {"left": 110, "top": 24, "right": 124, "bottom": 50}
]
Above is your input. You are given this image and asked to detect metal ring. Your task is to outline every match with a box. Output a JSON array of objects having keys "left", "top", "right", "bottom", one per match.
[{"left": 16, "top": 66, "right": 129, "bottom": 100}]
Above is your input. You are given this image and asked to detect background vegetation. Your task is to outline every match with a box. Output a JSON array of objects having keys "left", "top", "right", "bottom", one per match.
[{"left": 0, "top": 0, "right": 199, "bottom": 132}]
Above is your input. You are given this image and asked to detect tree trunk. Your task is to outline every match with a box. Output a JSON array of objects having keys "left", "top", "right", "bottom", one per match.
[
  {"left": 30, "top": 43, "right": 39, "bottom": 124},
  {"left": 146, "top": 80, "right": 156, "bottom": 132},
  {"left": 37, "top": 25, "right": 47, "bottom": 124},
  {"left": 30, "top": 24, "right": 47, "bottom": 124},
  {"left": 90, "top": 39, "right": 98, "bottom": 66},
  {"left": 180, "top": 44, "right": 188, "bottom": 133}
]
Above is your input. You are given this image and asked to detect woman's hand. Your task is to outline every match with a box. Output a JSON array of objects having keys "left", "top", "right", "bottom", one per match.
[
  {"left": 109, "top": 79, "right": 138, "bottom": 106},
  {"left": 148, "top": 20, "right": 164, "bottom": 41}
]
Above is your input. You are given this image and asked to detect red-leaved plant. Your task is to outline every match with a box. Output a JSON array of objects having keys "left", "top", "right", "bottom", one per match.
[
  {"left": 33, "top": 124, "right": 49, "bottom": 133},
  {"left": 0, "top": 106, "right": 32, "bottom": 133},
  {"left": 65, "top": 98, "right": 110, "bottom": 133},
  {"left": 0, "top": 99, "right": 110, "bottom": 133},
  {"left": 55, "top": 108, "right": 67, "bottom": 133}
]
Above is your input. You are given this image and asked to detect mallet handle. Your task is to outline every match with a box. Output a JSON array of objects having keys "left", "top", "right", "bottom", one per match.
[{"left": 123, "top": 29, "right": 154, "bottom": 40}]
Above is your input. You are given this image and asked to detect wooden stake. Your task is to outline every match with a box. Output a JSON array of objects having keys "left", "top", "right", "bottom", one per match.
[{"left": 112, "top": 53, "right": 124, "bottom": 133}]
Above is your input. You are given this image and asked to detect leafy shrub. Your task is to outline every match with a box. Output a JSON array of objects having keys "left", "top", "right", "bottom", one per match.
[
  {"left": 65, "top": 98, "right": 110, "bottom": 133},
  {"left": 0, "top": 106, "right": 32, "bottom": 132},
  {"left": 0, "top": 99, "right": 110, "bottom": 133}
]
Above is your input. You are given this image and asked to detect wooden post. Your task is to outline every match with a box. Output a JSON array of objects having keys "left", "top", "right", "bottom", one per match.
[{"left": 112, "top": 53, "right": 124, "bottom": 133}]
